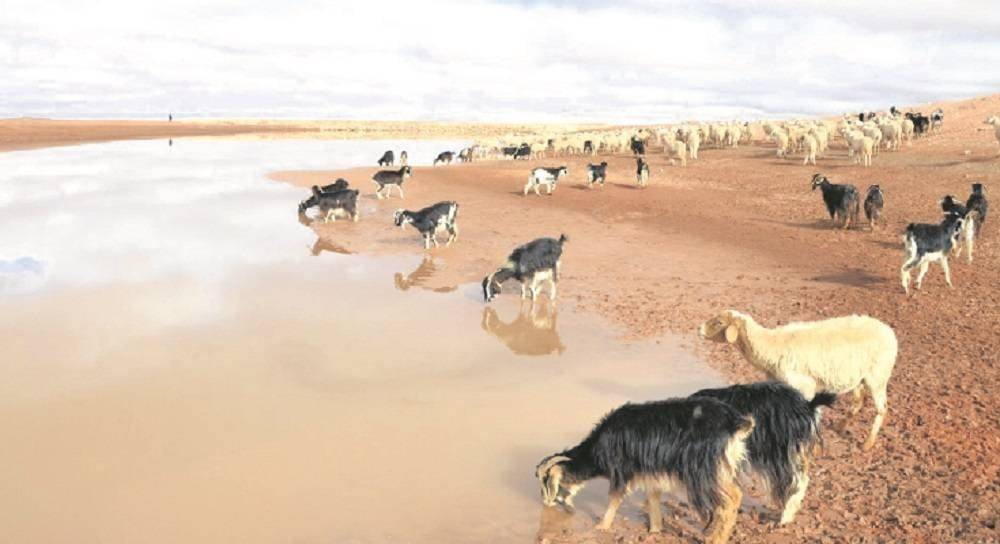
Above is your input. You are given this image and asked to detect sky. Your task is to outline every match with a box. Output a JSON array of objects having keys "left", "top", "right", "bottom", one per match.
[{"left": 2, "top": 0, "right": 999, "bottom": 123}]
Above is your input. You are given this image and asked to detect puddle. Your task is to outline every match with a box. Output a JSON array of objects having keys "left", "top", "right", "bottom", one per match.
[{"left": 0, "top": 140, "right": 723, "bottom": 543}]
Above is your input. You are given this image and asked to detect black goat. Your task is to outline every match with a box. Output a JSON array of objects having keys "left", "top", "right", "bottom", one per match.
[
  {"left": 372, "top": 166, "right": 412, "bottom": 199},
  {"left": 905, "top": 112, "right": 930, "bottom": 136},
  {"left": 966, "top": 183, "right": 988, "bottom": 235},
  {"left": 501, "top": 146, "right": 519, "bottom": 159},
  {"left": 583, "top": 140, "right": 595, "bottom": 155},
  {"left": 630, "top": 135, "right": 646, "bottom": 156},
  {"left": 535, "top": 397, "right": 753, "bottom": 541},
  {"left": 303, "top": 187, "right": 359, "bottom": 223},
  {"left": 377, "top": 150, "right": 395, "bottom": 167},
  {"left": 636, "top": 157, "right": 650, "bottom": 188},
  {"left": 864, "top": 185, "right": 884, "bottom": 230},
  {"left": 298, "top": 179, "right": 350, "bottom": 212},
  {"left": 941, "top": 194, "right": 979, "bottom": 262},
  {"left": 811, "top": 174, "right": 860, "bottom": 229},
  {"left": 691, "top": 382, "right": 835, "bottom": 525},
  {"left": 901, "top": 213, "right": 964, "bottom": 294},
  {"left": 393, "top": 201, "right": 459, "bottom": 249},
  {"left": 514, "top": 143, "right": 532, "bottom": 160},
  {"left": 433, "top": 151, "right": 454, "bottom": 166},
  {"left": 483, "top": 235, "right": 567, "bottom": 302},
  {"left": 586, "top": 161, "right": 608, "bottom": 189}
]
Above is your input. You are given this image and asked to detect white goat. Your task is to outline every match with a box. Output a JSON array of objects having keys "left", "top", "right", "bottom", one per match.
[{"left": 699, "top": 310, "right": 898, "bottom": 451}]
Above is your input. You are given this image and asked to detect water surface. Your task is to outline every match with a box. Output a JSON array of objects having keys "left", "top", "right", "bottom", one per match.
[{"left": 0, "top": 139, "right": 722, "bottom": 543}]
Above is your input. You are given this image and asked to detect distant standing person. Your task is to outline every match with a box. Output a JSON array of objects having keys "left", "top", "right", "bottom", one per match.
[{"left": 168, "top": 113, "right": 173, "bottom": 122}]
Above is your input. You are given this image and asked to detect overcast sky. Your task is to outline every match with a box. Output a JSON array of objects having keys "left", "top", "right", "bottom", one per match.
[{"left": 2, "top": 0, "right": 999, "bottom": 123}]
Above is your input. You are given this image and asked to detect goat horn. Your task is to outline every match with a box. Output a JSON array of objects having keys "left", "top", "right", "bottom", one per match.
[{"left": 537, "top": 455, "right": 571, "bottom": 476}]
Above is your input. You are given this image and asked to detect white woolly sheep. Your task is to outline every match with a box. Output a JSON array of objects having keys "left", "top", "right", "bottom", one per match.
[{"left": 699, "top": 310, "right": 898, "bottom": 451}]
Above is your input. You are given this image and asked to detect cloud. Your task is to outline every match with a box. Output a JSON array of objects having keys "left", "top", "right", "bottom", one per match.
[{"left": 1, "top": 0, "right": 999, "bottom": 122}]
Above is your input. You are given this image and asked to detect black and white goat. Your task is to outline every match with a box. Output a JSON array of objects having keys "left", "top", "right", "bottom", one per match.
[
  {"left": 433, "top": 151, "right": 454, "bottom": 166},
  {"left": 393, "top": 201, "right": 459, "bottom": 249},
  {"left": 636, "top": 157, "right": 650, "bottom": 188},
  {"left": 482, "top": 235, "right": 567, "bottom": 302},
  {"left": 863, "top": 185, "right": 884, "bottom": 230},
  {"left": 811, "top": 174, "right": 859, "bottom": 229},
  {"left": 931, "top": 109, "right": 944, "bottom": 133},
  {"left": 966, "top": 183, "right": 988, "bottom": 235},
  {"left": 583, "top": 140, "right": 595, "bottom": 155},
  {"left": 941, "top": 195, "right": 978, "bottom": 263},
  {"left": 691, "top": 382, "right": 835, "bottom": 525},
  {"left": 377, "top": 150, "right": 395, "bottom": 167},
  {"left": 901, "top": 213, "right": 964, "bottom": 294},
  {"left": 535, "top": 397, "right": 754, "bottom": 541},
  {"left": 630, "top": 135, "right": 646, "bottom": 156},
  {"left": 372, "top": 166, "right": 412, "bottom": 199},
  {"left": 303, "top": 187, "right": 359, "bottom": 223},
  {"left": 586, "top": 162, "right": 607, "bottom": 189},
  {"left": 298, "top": 179, "right": 350, "bottom": 212},
  {"left": 524, "top": 167, "right": 567, "bottom": 196}
]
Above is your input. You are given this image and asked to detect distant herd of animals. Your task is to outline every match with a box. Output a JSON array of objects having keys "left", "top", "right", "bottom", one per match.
[{"left": 295, "top": 105, "right": 992, "bottom": 542}]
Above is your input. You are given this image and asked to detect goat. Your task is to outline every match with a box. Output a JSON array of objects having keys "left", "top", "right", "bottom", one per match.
[
  {"left": 636, "top": 157, "right": 649, "bottom": 188},
  {"left": 586, "top": 162, "right": 607, "bottom": 189},
  {"left": 940, "top": 195, "right": 978, "bottom": 263},
  {"left": 302, "top": 187, "right": 360, "bottom": 223},
  {"left": 377, "top": 150, "right": 395, "bottom": 167},
  {"left": 525, "top": 167, "right": 568, "bottom": 196},
  {"left": 433, "top": 151, "right": 454, "bottom": 166},
  {"left": 298, "top": 179, "right": 350, "bottom": 212},
  {"left": 400, "top": 151, "right": 408, "bottom": 166},
  {"left": 372, "top": 166, "right": 412, "bottom": 199},
  {"left": 692, "top": 382, "right": 835, "bottom": 525},
  {"left": 630, "top": 135, "right": 646, "bottom": 156},
  {"left": 699, "top": 310, "right": 898, "bottom": 451},
  {"left": 863, "top": 185, "right": 884, "bottom": 230},
  {"left": 901, "top": 213, "right": 964, "bottom": 294},
  {"left": 930, "top": 109, "right": 944, "bottom": 132},
  {"left": 483, "top": 235, "right": 567, "bottom": 302},
  {"left": 535, "top": 397, "right": 754, "bottom": 541},
  {"left": 965, "top": 183, "right": 988, "bottom": 235},
  {"left": 458, "top": 147, "right": 474, "bottom": 163},
  {"left": 811, "top": 174, "right": 859, "bottom": 229},
  {"left": 393, "top": 201, "right": 459, "bottom": 249},
  {"left": 905, "top": 112, "right": 930, "bottom": 137},
  {"left": 514, "top": 143, "right": 532, "bottom": 160},
  {"left": 583, "top": 140, "right": 595, "bottom": 155}
]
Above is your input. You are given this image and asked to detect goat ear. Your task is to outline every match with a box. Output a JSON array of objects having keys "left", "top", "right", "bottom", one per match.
[{"left": 725, "top": 324, "right": 739, "bottom": 344}]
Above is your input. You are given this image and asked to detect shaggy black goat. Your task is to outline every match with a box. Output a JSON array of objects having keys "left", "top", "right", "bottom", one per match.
[
  {"left": 433, "top": 151, "right": 454, "bottom": 166},
  {"left": 514, "top": 143, "right": 532, "bottom": 160},
  {"left": 372, "top": 166, "right": 412, "bottom": 199},
  {"left": 864, "top": 185, "right": 884, "bottom": 230},
  {"left": 691, "top": 382, "right": 835, "bottom": 525},
  {"left": 901, "top": 213, "right": 964, "bottom": 294},
  {"left": 377, "top": 150, "right": 395, "bottom": 167},
  {"left": 586, "top": 162, "right": 608, "bottom": 189},
  {"left": 811, "top": 174, "right": 860, "bottom": 229},
  {"left": 535, "top": 397, "right": 754, "bottom": 541},
  {"left": 966, "top": 183, "right": 988, "bottom": 235},
  {"left": 393, "top": 201, "right": 459, "bottom": 249},
  {"left": 483, "top": 235, "right": 567, "bottom": 302},
  {"left": 905, "top": 112, "right": 930, "bottom": 136},
  {"left": 636, "top": 157, "right": 650, "bottom": 188},
  {"left": 303, "top": 187, "right": 359, "bottom": 223},
  {"left": 298, "top": 179, "right": 350, "bottom": 212},
  {"left": 525, "top": 167, "right": 568, "bottom": 196}
]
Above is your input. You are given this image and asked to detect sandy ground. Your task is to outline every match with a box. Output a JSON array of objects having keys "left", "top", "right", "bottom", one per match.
[
  {"left": 271, "top": 95, "right": 1000, "bottom": 543},
  {"left": 3, "top": 95, "right": 998, "bottom": 542}
]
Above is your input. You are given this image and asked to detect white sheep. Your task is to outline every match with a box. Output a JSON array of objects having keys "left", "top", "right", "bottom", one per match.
[
  {"left": 667, "top": 140, "right": 687, "bottom": 166},
  {"left": 802, "top": 133, "right": 817, "bottom": 165},
  {"left": 984, "top": 116, "right": 1000, "bottom": 154},
  {"left": 699, "top": 310, "right": 898, "bottom": 451}
]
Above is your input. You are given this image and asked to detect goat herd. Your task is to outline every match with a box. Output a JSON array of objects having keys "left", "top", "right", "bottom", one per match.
[{"left": 295, "top": 112, "right": 990, "bottom": 542}]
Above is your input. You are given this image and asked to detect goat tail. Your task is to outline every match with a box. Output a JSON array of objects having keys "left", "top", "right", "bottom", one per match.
[
  {"left": 809, "top": 392, "right": 837, "bottom": 411},
  {"left": 558, "top": 233, "right": 569, "bottom": 245}
]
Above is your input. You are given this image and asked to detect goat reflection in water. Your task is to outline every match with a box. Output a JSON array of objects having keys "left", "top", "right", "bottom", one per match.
[
  {"left": 481, "top": 299, "right": 565, "bottom": 356},
  {"left": 394, "top": 255, "right": 457, "bottom": 293},
  {"left": 298, "top": 212, "right": 352, "bottom": 256}
]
